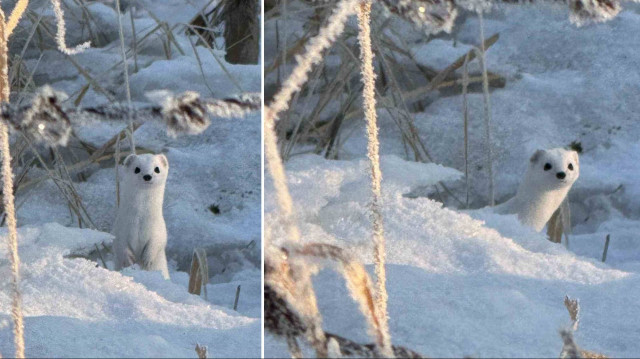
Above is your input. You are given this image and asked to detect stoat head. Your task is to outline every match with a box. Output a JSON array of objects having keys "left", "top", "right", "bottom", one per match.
[
  {"left": 527, "top": 148, "right": 579, "bottom": 190},
  {"left": 122, "top": 153, "right": 169, "bottom": 188}
]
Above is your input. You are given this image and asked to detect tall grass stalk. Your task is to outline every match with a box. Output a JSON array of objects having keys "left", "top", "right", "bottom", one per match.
[
  {"left": 265, "top": 0, "right": 356, "bottom": 124},
  {"left": 264, "top": 0, "right": 357, "bottom": 245},
  {"left": 356, "top": 2, "right": 392, "bottom": 357},
  {"left": 0, "top": 10, "right": 25, "bottom": 358},
  {"left": 462, "top": 53, "right": 470, "bottom": 209},
  {"left": 477, "top": 11, "right": 494, "bottom": 207},
  {"left": 115, "top": 0, "right": 136, "bottom": 153},
  {"left": 264, "top": 117, "right": 301, "bottom": 244},
  {"left": 0, "top": 2, "right": 91, "bottom": 355},
  {"left": 264, "top": 2, "right": 361, "bottom": 357}
]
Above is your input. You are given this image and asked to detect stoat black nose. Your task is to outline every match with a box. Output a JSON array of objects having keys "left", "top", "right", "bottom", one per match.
[
  {"left": 143, "top": 175, "right": 152, "bottom": 181},
  {"left": 556, "top": 172, "right": 566, "bottom": 179}
]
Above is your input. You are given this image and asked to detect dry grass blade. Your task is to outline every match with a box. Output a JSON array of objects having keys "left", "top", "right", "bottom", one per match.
[
  {"left": 265, "top": 253, "right": 428, "bottom": 358},
  {"left": 115, "top": 132, "right": 122, "bottom": 207},
  {"left": 547, "top": 198, "right": 571, "bottom": 244},
  {"left": 564, "top": 295, "right": 580, "bottom": 331},
  {"left": 291, "top": 243, "right": 388, "bottom": 355},
  {"left": 560, "top": 297, "right": 608, "bottom": 358},
  {"left": 559, "top": 329, "right": 609, "bottom": 359},
  {"left": 547, "top": 208, "right": 563, "bottom": 243},
  {"left": 344, "top": 33, "right": 500, "bottom": 122},
  {"left": 476, "top": 12, "right": 495, "bottom": 207},
  {"left": 188, "top": 248, "right": 209, "bottom": 299},
  {"left": 601, "top": 234, "right": 610, "bottom": 262},
  {"left": 462, "top": 52, "right": 470, "bottom": 208},
  {"left": 560, "top": 329, "right": 581, "bottom": 359},
  {"left": 195, "top": 344, "right": 208, "bottom": 359},
  {"left": 265, "top": 249, "right": 327, "bottom": 357}
]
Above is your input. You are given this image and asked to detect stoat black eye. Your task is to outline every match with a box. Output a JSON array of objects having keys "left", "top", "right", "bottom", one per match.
[
  {"left": 154, "top": 167, "right": 160, "bottom": 173},
  {"left": 544, "top": 163, "right": 552, "bottom": 171},
  {"left": 134, "top": 167, "right": 140, "bottom": 174},
  {"left": 568, "top": 163, "right": 574, "bottom": 171}
]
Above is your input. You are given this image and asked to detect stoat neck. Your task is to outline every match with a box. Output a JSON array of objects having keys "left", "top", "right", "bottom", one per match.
[
  {"left": 120, "top": 183, "right": 165, "bottom": 214},
  {"left": 515, "top": 183, "right": 569, "bottom": 230}
]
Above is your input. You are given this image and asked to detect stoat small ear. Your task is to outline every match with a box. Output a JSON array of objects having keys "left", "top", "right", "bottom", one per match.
[
  {"left": 123, "top": 154, "right": 137, "bottom": 168},
  {"left": 571, "top": 150, "right": 579, "bottom": 167},
  {"left": 157, "top": 154, "right": 169, "bottom": 168},
  {"left": 530, "top": 149, "right": 544, "bottom": 163}
]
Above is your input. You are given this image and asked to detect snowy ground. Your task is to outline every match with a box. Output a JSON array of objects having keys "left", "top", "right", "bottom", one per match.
[
  {"left": 0, "top": 224, "right": 260, "bottom": 357},
  {"left": 266, "top": 2, "right": 640, "bottom": 357},
  {"left": 1, "top": 0, "right": 260, "bottom": 357}
]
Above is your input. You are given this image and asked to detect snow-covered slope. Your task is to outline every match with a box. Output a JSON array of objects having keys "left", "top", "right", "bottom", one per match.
[
  {"left": 0, "top": 224, "right": 260, "bottom": 357},
  {"left": 265, "top": 155, "right": 640, "bottom": 357}
]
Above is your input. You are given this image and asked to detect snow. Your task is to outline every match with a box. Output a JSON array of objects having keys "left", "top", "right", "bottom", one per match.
[
  {"left": 1, "top": 0, "right": 260, "bottom": 357},
  {"left": 0, "top": 224, "right": 260, "bottom": 357},
  {"left": 266, "top": 2, "right": 640, "bottom": 357}
]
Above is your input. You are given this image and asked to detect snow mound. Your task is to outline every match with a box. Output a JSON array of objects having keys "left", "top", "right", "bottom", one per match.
[
  {"left": 0, "top": 224, "right": 260, "bottom": 357},
  {"left": 266, "top": 156, "right": 639, "bottom": 357}
]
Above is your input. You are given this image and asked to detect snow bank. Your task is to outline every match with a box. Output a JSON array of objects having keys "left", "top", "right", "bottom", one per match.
[
  {"left": 265, "top": 154, "right": 640, "bottom": 357},
  {"left": 0, "top": 224, "right": 260, "bottom": 357}
]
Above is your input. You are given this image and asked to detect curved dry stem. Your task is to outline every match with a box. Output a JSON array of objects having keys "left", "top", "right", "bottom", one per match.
[
  {"left": 265, "top": 0, "right": 357, "bottom": 123},
  {"left": 50, "top": 0, "right": 91, "bottom": 55},
  {"left": 264, "top": 0, "right": 356, "bottom": 248},
  {"left": 0, "top": 11, "right": 25, "bottom": 358},
  {"left": 264, "top": 117, "right": 301, "bottom": 244},
  {"left": 5, "top": 0, "right": 29, "bottom": 39},
  {"left": 267, "top": 254, "right": 328, "bottom": 358},
  {"left": 291, "top": 243, "right": 391, "bottom": 357},
  {"left": 355, "top": 1, "right": 393, "bottom": 356}
]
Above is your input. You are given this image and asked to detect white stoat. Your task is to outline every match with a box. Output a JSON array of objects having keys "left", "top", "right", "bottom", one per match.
[
  {"left": 113, "top": 153, "right": 170, "bottom": 279},
  {"left": 495, "top": 148, "right": 579, "bottom": 232}
]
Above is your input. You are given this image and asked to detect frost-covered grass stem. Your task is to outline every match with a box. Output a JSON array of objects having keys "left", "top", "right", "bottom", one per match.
[
  {"left": 0, "top": 10, "right": 25, "bottom": 358},
  {"left": 356, "top": 1, "right": 392, "bottom": 357},
  {"left": 50, "top": 0, "right": 91, "bottom": 55},
  {"left": 265, "top": 0, "right": 357, "bottom": 124},
  {"left": 5, "top": 0, "right": 28, "bottom": 39}
]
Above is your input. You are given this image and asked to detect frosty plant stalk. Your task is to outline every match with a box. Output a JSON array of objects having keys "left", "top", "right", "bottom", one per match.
[
  {"left": 0, "top": 7, "right": 24, "bottom": 357},
  {"left": 0, "top": 1, "right": 91, "bottom": 356},
  {"left": 264, "top": 0, "right": 357, "bottom": 247},
  {"left": 355, "top": 1, "right": 393, "bottom": 357},
  {"left": 263, "top": 1, "right": 358, "bottom": 356},
  {"left": 0, "top": 8, "right": 24, "bottom": 359}
]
